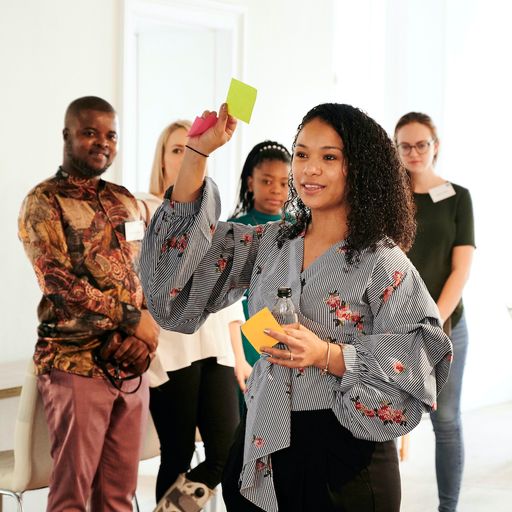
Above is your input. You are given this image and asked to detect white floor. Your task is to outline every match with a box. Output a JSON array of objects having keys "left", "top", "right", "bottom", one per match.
[
  {"left": 400, "top": 401, "right": 512, "bottom": 512},
  {"left": 3, "top": 402, "right": 511, "bottom": 511}
]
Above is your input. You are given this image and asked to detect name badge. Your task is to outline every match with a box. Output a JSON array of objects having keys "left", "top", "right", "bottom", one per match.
[
  {"left": 125, "top": 220, "right": 145, "bottom": 241},
  {"left": 428, "top": 182, "right": 456, "bottom": 203}
]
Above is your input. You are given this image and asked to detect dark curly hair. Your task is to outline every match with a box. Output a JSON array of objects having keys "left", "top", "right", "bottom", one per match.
[
  {"left": 230, "top": 140, "right": 291, "bottom": 218},
  {"left": 278, "top": 103, "right": 416, "bottom": 263}
]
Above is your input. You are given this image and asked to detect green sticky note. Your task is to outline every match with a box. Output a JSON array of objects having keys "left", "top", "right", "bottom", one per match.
[{"left": 226, "top": 78, "right": 257, "bottom": 123}]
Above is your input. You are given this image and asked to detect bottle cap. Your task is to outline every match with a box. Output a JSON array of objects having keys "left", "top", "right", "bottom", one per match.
[{"left": 277, "top": 287, "right": 292, "bottom": 298}]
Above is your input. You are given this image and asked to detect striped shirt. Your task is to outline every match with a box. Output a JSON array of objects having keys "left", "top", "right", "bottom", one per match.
[{"left": 140, "top": 178, "right": 452, "bottom": 511}]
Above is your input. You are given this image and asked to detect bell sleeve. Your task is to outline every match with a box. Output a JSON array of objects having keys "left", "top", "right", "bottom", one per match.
[
  {"left": 140, "top": 178, "right": 267, "bottom": 334},
  {"left": 330, "top": 248, "right": 453, "bottom": 441}
]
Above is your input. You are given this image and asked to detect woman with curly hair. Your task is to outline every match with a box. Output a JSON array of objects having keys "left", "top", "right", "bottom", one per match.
[{"left": 140, "top": 102, "right": 453, "bottom": 512}]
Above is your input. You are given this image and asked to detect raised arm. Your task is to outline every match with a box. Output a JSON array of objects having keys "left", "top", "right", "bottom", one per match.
[
  {"left": 140, "top": 178, "right": 270, "bottom": 335},
  {"left": 172, "top": 103, "right": 237, "bottom": 203}
]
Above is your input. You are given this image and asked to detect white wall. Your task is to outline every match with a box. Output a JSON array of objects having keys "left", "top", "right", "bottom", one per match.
[
  {"left": 0, "top": 0, "right": 335, "bottom": 363},
  {"left": 0, "top": 0, "right": 123, "bottom": 364},
  {"left": 441, "top": 0, "right": 512, "bottom": 409},
  {"left": 240, "top": 0, "right": 336, "bottom": 150}
]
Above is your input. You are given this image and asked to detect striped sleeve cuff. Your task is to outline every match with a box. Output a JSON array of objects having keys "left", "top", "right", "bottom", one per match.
[
  {"left": 339, "top": 344, "right": 359, "bottom": 392},
  {"left": 342, "top": 344, "right": 358, "bottom": 371},
  {"left": 162, "top": 183, "right": 204, "bottom": 218}
]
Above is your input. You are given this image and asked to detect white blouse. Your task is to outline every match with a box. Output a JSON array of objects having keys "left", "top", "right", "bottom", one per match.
[{"left": 136, "top": 193, "right": 244, "bottom": 387}]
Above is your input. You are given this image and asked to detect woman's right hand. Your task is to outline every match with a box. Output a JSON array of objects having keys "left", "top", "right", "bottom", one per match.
[
  {"left": 172, "top": 103, "right": 237, "bottom": 203},
  {"left": 189, "top": 103, "right": 237, "bottom": 156}
]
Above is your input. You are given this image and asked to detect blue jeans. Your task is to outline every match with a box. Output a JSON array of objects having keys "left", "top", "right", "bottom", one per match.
[{"left": 430, "top": 313, "right": 468, "bottom": 512}]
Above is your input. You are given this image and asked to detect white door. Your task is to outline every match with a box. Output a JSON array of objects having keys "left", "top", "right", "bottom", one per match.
[{"left": 122, "top": 0, "right": 245, "bottom": 218}]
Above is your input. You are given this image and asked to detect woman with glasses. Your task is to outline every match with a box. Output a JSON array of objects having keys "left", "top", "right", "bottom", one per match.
[{"left": 395, "top": 112, "right": 475, "bottom": 512}]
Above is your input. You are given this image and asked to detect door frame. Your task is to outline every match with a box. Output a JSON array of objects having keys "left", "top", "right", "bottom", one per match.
[{"left": 120, "top": 0, "right": 246, "bottom": 193}]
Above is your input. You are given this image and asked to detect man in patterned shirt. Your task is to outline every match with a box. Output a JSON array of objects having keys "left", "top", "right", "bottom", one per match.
[{"left": 18, "top": 96, "right": 159, "bottom": 511}]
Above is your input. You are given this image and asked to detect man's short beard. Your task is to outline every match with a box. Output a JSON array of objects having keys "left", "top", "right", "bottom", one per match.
[
  {"left": 70, "top": 155, "right": 110, "bottom": 178},
  {"left": 64, "top": 142, "right": 111, "bottom": 178}
]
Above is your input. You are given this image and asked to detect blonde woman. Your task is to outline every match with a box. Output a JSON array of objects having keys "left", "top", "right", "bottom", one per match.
[{"left": 137, "top": 121, "right": 249, "bottom": 511}]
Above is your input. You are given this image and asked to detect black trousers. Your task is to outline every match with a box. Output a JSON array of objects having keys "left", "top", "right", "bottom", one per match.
[
  {"left": 149, "top": 357, "right": 240, "bottom": 501},
  {"left": 222, "top": 409, "right": 401, "bottom": 512}
]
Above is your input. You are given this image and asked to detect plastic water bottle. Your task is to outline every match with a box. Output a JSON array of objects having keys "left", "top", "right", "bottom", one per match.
[{"left": 271, "top": 287, "right": 298, "bottom": 327}]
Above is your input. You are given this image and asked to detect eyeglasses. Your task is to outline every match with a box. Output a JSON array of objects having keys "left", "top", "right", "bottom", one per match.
[{"left": 396, "top": 140, "right": 435, "bottom": 156}]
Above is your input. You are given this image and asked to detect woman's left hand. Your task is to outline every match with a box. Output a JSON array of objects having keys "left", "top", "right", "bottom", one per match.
[
  {"left": 260, "top": 324, "right": 325, "bottom": 369},
  {"left": 234, "top": 358, "right": 253, "bottom": 392}
]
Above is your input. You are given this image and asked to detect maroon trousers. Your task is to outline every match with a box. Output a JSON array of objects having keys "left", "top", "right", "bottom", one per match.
[{"left": 38, "top": 369, "right": 149, "bottom": 511}]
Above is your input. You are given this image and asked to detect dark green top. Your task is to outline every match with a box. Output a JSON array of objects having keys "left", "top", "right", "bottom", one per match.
[
  {"left": 228, "top": 208, "right": 282, "bottom": 365},
  {"left": 228, "top": 208, "right": 282, "bottom": 226},
  {"left": 407, "top": 183, "right": 475, "bottom": 327}
]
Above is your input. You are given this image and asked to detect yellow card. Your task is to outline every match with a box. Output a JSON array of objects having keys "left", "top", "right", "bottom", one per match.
[
  {"left": 226, "top": 78, "right": 257, "bottom": 123},
  {"left": 241, "top": 307, "right": 285, "bottom": 352}
]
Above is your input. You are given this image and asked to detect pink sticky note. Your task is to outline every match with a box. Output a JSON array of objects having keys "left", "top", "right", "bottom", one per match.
[{"left": 188, "top": 112, "right": 218, "bottom": 137}]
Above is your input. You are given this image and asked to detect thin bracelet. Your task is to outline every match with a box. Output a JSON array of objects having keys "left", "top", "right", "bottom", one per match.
[
  {"left": 320, "top": 340, "right": 331, "bottom": 375},
  {"left": 185, "top": 144, "right": 209, "bottom": 158}
]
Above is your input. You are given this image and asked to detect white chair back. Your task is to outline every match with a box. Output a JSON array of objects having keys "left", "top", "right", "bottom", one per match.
[
  {"left": 11, "top": 362, "right": 52, "bottom": 491},
  {"left": 140, "top": 413, "right": 160, "bottom": 461}
]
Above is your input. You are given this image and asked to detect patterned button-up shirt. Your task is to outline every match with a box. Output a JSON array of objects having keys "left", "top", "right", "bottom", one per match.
[
  {"left": 18, "top": 169, "right": 144, "bottom": 378},
  {"left": 140, "top": 178, "right": 452, "bottom": 511}
]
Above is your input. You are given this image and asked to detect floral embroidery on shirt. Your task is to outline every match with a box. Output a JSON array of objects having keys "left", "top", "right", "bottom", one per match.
[
  {"left": 254, "top": 225, "right": 264, "bottom": 239},
  {"left": 393, "top": 361, "right": 405, "bottom": 373},
  {"left": 325, "top": 291, "right": 364, "bottom": 331},
  {"left": 446, "top": 353, "right": 453, "bottom": 363},
  {"left": 215, "top": 255, "right": 229, "bottom": 273},
  {"left": 209, "top": 224, "right": 216, "bottom": 235},
  {"left": 253, "top": 435, "right": 265, "bottom": 448},
  {"left": 255, "top": 458, "right": 272, "bottom": 477},
  {"left": 381, "top": 271, "right": 404, "bottom": 302},
  {"left": 337, "top": 244, "right": 348, "bottom": 254},
  {"left": 240, "top": 233, "right": 253, "bottom": 246},
  {"left": 255, "top": 265, "right": 262, "bottom": 275},
  {"left": 161, "top": 233, "right": 188, "bottom": 256},
  {"left": 296, "top": 367, "right": 305, "bottom": 377},
  {"left": 351, "top": 396, "right": 407, "bottom": 426},
  {"left": 351, "top": 313, "right": 365, "bottom": 332},
  {"left": 170, "top": 288, "right": 182, "bottom": 298}
]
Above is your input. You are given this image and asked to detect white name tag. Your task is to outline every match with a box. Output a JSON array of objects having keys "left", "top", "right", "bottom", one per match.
[
  {"left": 428, "top": 182, "right": 456, "bottom": 203},
  {"left": 125, "top": 220, "right": 145, "bottom": 241}
]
